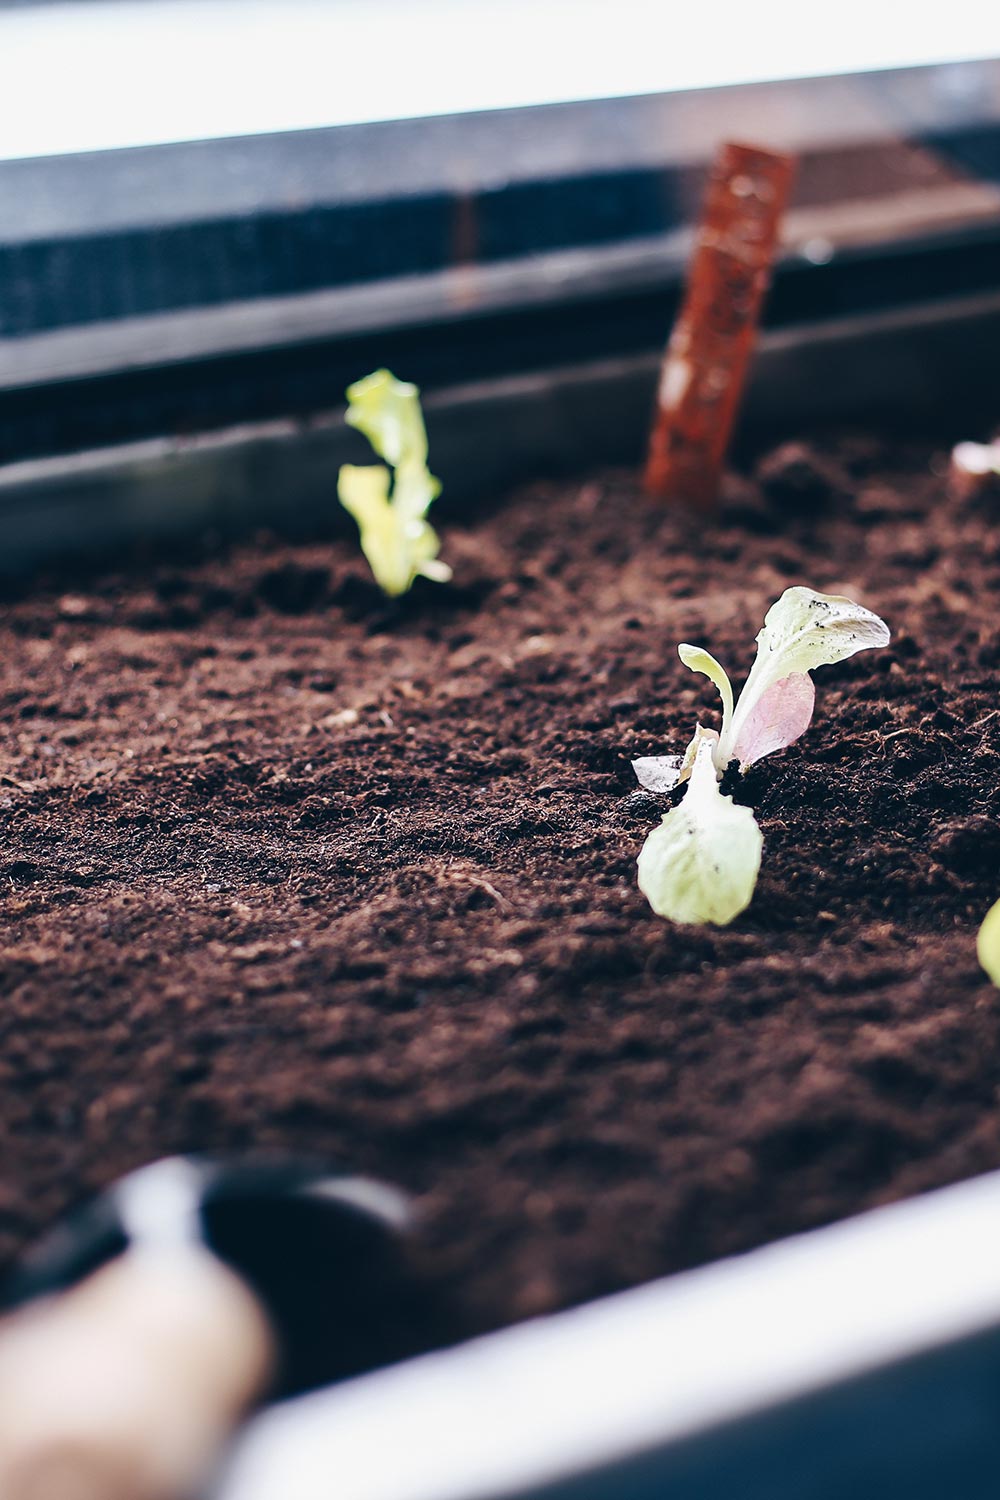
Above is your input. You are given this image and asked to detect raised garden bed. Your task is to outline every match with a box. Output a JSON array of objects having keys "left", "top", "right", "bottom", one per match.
[
  {"left": 2, "top": 423, "right": 998, "bottom": 1350},
  {"left": 4, "top": 54, "right": 1000, "bottom": 1500}
]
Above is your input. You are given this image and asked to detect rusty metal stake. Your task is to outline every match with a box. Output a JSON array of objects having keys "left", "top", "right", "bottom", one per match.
[{"left": 644, "top": 142, "right": 795, "bottom": 505}]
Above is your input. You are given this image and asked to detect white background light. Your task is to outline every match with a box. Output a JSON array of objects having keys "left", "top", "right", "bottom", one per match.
[{"left": 1, "top": 0, "right": 999, "bottom": 163}]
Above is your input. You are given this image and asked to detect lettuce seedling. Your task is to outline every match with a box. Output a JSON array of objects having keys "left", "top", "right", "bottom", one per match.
[
  {"left": 978, "top": 898, "right": 1000, "bottom": 986},
  {"left": 337, "top": 369, "right": 452, "bottom": 597},
  {"left": 635, "top": 586, "right": 890, "bottom": 926}
]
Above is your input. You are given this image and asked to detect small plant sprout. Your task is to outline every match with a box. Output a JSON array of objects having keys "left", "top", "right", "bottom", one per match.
[
  {"left": 634, "top": 586, "right": 891, "bottom": 926},
  {"left": 337, "top": 369, "right": 452, "bottom": 597},
  {"left": 977, "top": 898, "right": 1000, "bottom": 987}
]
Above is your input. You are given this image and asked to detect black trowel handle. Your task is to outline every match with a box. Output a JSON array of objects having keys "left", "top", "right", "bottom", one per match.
[{"left": 0, "top": 1244, "right": 275, "bottom": 1500}]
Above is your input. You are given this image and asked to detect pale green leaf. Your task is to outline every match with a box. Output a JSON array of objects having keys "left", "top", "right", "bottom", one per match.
[
  {"left": 637, "top": 728, "right": 763, "bottom": 926},
  {"left": 336, "top": 462, "right": 392, "bottom": 532},
  {"left": 723, "top": 586, "right": 890, "bottom": 763},
  {"left": 344, "top": 369, "right": 441, "bottom": 522},
  {"left": 338, "top": 369, "right": 447, "bottom": 596},
  {"left": 977, "top": 898, "right": 1000, "bottom": 986},
  {"left": 678, "top": 644, "right": 734, "bottom": 746},
  {"left": 344, "top": 371, "right": 428, "bottom": 480},
  {"left": 337, "top": 464, "right": 449, "bottom": 598}
]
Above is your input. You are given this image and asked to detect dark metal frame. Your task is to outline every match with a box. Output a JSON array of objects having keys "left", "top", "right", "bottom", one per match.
[
  {"left": 3, "top": 59, "right": 1000, "bottom": 472},
  {"left": 215, "top": 1171, "right": 1000, "bottom": 1500}
]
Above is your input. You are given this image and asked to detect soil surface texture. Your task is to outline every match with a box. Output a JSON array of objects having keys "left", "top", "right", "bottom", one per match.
[{"left": 2, "top": 434, "right": 1000, "bottom": 1358}]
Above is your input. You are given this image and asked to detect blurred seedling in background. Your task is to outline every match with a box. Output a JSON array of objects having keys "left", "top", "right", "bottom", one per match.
[
  {"left": 634, "top": 587, "right": 891, "bottom": 927},
  {"left": 978, "top": 899, "right": 1000, "bottom": 988},
  {"left": 949, "top": 438, "right": 1000, "bottom": 502},
  {"left": 338, "top": 370, "right": 452, "bottom": 597}
]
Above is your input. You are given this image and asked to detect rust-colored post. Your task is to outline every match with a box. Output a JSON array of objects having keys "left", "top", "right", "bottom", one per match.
[{"left": 644, "top": 142, "right": 795, "bottom": 505}]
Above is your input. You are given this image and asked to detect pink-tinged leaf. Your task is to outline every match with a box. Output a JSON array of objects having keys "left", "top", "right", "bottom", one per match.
[{"left": 732, "top": 672, "right": 815, "bottom": 768}]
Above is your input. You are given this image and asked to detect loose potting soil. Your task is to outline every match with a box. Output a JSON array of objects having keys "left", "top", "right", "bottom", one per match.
[{"left": 1, "top": 435, "right": 999, "bottom": 1351}]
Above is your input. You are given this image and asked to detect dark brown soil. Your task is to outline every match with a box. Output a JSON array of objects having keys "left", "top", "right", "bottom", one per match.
[{"left": 2, "top": 433, "right": 1000, "bottom": 1349}]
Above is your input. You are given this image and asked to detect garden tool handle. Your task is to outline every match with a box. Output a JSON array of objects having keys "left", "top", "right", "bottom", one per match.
[{"left": 0, "top": 1243, "right": 276, "bottom": 1500}]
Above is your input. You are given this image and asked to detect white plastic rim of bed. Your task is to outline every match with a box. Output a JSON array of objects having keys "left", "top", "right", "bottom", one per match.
[
  {"left": 3, "top": 1, "right": 1000, "bottom": 161},
  {"left": 217, "top": 1169, "right": 1000, "bottom": 1500}
]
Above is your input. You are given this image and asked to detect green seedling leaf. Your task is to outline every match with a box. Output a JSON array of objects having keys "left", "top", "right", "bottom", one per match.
[
  {"left": 637, "top": 727, "right": 763, "bottom": 926},
  {"left": 978, "top": 898, "right": 1000, "bottom": 986},
  {"left": 633, "top": 586, "right": 889, "bottom": 927},
  {"left": 338, "top": 464, "right": 448, "bottom": 598},
  {"left": 342, "top": 368, "right": 428, "bottom": 478},
  {"left": 724, "top": 586, "right": 890, "bottom": 767},
  {"left": 338, "top": 369, "right": 450, "bottom": 597},
  {"left": 678, "top": 643, "right": 735, "bottom": 747}
]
